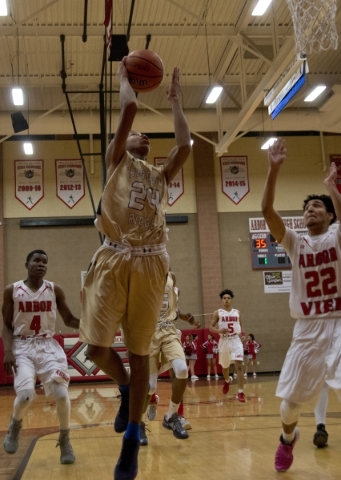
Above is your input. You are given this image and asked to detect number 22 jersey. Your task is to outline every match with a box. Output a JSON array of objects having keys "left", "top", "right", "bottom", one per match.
[
  {"left": 281, "top": 226, "right": 341, "bottom": 319},
  {"left": 12, "top": 280, "right": 57, "bottom": 337}
]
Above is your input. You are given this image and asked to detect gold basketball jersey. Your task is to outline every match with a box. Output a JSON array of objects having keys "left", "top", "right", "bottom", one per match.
[
  {"left": 96, "top": 152, "right": 168, "bottom": 246},
  {"left": 159, "top": 273, "right": 179, "bottom": 324}
]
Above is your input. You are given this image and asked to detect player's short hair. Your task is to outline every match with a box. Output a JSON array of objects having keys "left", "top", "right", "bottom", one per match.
[
  {"left": 302, "top": 194, "right": 336, "bottom": 225},
  {"left": 249, "top": 333, "right": 255, "bottom": 340},
  {"left": 219, "top": 288, "right": 234, "bottom": 299},
  {"left": 26, "top": 249, "right": 48, "bottom": 263}
]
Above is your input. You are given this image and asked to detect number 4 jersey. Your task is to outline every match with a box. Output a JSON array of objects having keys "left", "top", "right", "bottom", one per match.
[
  {"left": 12, "top": 280, "right": 57, "bottom": 337},
  {"left": 281, "top": 226, "right": 341, "bottom": 319}
]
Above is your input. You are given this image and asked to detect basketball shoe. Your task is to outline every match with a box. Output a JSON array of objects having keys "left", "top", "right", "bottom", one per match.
[
  {"left": 114, "top": 437, "right": 140, "bottom": 480},
  {"left": 139, "top": 422, "right": 148, "bottom": 446},
  {"left": 162, "top": 413, "right": 189, "bottom": 439},
  {"left": 3, "top": 416, "right": 22, "bottom": 454},
  {"left": 56, "top": 429, "right": 75, "bottom": 464},
  {"left": 179, "top": 416, "right": 192, "bottom": 430},
  {"left": 236, "top": 392, "right": 246, "bottom": 403},
  {"left": 147, "top": 394, "right": 159, "bottom": 421},
  {"left": 313, "top": 423, "right": 328, "bottom": 448},
  {"left": 222, "top": 378, "right": 231, "bottom": 394},
  {"left": 275, "top": 428, "right": 300, "bottom": 472}
]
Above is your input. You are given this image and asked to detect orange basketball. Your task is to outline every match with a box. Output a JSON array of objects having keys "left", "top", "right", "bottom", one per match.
[{"left": 125, "top": 49, "right": 164, "bottom": 93}]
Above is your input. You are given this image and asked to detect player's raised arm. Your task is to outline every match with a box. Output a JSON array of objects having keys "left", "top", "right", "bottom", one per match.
[
  {"left": 324, "top": 162, "right": 341, "bottom": 232},
  {"left": 261, "top": 138, "right": 287, "bottom": 243},
  {"left": 105, "top": 58, "right": 139, "bottom": 178},
  {"left": 162, "top": 67, "right": 191, "bottom": 184}
]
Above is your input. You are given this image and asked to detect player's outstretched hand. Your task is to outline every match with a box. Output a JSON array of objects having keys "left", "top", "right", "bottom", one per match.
[
  {"left": 324, "top": 162, "right": 338, "bottom": 189},
  {"left": 268, "top": 138, "right": 286, "bottom": 167},
  {"left": 167, "top": 67, "right": 180, "bottom": 100}
]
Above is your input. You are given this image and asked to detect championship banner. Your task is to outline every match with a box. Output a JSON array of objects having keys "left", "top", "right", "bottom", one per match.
[
  {"left": 55, "top": 159, "right": 85, "bottom": 208},
  {"left": 220, "top": 156, "right": 249, "bottom": 205},
  {"left": 330, "top": 154, "right": 341, "bottom": 194},
  {"left": 154, "top": 157, "right": 184, "bottom": 206},
  {"left": 14, "top": 160, "right": 44, "bottom": 210}
]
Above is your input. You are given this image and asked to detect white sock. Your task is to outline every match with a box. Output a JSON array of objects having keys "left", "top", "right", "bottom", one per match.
[
  {"left": 165, "top": 401, "right": 179, "bottom": 420},
  {"left": 314, "top": 383, "right": 329, "bottom": 425},
  {"left": 282, "top": 430, "right": 295, "bottom": 444}
]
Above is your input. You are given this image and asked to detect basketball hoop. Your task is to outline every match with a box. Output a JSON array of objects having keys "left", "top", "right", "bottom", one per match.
[{"left": 286, "top": 0, "right": 338, "bottom": 54}]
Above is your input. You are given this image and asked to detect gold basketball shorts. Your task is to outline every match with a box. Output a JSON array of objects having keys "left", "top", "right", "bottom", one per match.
[{"left": 79, "top": 244, "right": 169, "bottom": 356}]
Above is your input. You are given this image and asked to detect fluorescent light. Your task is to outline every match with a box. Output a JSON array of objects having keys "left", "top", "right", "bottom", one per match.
[
  {"left": 12, "top": 88, "right": 24, "bottom": 105},
  {"left": 0, "top": 0, "right": 8, "bottom": 16},
  {"left": 252, "top": 0, "right": 272, "bottom": 16},
  {"left": 261, "top": 137, "right": 277, "bottom": 150},
  {"left": 23, "top": 142, "right": 33, "bottom": 155},
  {"left": 304, "top": 85, "right": 327, "bottom": 102},
  {"left": 206, "top": 86, "right": 223, "bottom": 104}
]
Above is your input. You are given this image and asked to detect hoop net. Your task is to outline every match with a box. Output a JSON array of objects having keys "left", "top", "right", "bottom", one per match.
[{"left": 286, "top": 0, "right": 338, "bottom": 54}]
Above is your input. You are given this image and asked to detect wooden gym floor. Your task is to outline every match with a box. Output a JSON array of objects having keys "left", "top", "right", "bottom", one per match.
[{"left": 0, "top": 374, "right": 340, "bottom": 480}]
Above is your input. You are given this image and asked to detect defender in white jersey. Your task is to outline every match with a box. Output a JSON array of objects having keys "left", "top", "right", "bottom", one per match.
[
  {"left": 261, "top": 138, "right": 341, "bottom": 472},
  {"left": 210, "top": 289, "right": 246, "bottom": 403},
  {"left": 2, "top": 250, "right": 80, "bottom": 464},
  {"left": 139, "top": 271, "right": 200, "bottom": 446},
  {"left": 79, "top": 59, "right": 191, "bottom": 480}
]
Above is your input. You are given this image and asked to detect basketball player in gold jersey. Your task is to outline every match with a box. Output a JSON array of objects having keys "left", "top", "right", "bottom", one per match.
[
  {"left": 79, "top": 59, "right": 192, "bottom": 480},
  {"left": 139, "top": 270, "right": 200, "bottom": 445}
]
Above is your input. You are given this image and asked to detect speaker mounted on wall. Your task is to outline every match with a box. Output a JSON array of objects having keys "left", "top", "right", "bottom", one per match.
[
  {"left": 108, "top": 34, "right": 129, "bottom": 61},
  {"left": 11, "top": 111, "right": 29, "bottom": 133}
]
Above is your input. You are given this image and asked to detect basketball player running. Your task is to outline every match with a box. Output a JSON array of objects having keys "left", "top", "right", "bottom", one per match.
[
  {"left": 140, "top": 271, "right": 200, "bottom": 446},
  {"left": 261, "top": 138, "right": 341, "bottom": 472},
  {"left": 2, "top": 250, "right": 80, "bottom": 464},
  {"left": 210, "top": 289, "right": 246, "bottom": 402},
  {"left": 79, "top": 59, "right": 191, "bottom": 480}
]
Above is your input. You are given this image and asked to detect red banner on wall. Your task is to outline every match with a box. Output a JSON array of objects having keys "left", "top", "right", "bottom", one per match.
[
  {"left": 330, "top": 154, "right": 341, "bottom": 194},
  {"left": 220, "top": 155, "right": 249, "bottom": 205},
  {"left": 14, "top": 160, "right": 44, "bottom": 210},
  {"left": 55, "top": 159, "right": 85, "bottom": 208}
]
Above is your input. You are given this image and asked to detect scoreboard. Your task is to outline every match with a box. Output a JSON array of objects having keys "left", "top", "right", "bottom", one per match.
[
  {"left": 249, "top": 216, "right": 307, "bottom": 270},
  {"left": 250, "top": 232, "right": 291, "bottom": 269}
]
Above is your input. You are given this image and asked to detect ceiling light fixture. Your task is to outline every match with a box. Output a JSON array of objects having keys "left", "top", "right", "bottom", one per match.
[
  {"left": 304, "top": 85, "right": 327, "bottom": 102},
  {"left": 23, "top": 142, "right": 33, "bottom": 155},
  {"left": 0, "top": 0, "right": 8, "bottom": 16},
  {"left": 12, "top": 87, "right": 24, "bottom": 105},
  {"left": 206, "top": 86, "right": 223, "bottom": 104},
  {"left": 252, "top": 0, "right": 272, "bottom": 16},
  {"left": 261, "top": 137, "right": 277, "bottom": 150}
]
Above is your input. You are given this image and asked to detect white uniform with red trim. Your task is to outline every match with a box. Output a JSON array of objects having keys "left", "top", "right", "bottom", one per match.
[
  {"left": 13, "top": 280, "right": 56, "bottom": 337},
  {"left": 276, "top": 227, "right": 341, "bottom": 404},
  {"left": 12, "top": 280, "right": 70, "bottom": 397},
  {"left": 217, "top": 308, "right": 244, "bottom": 368}
]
